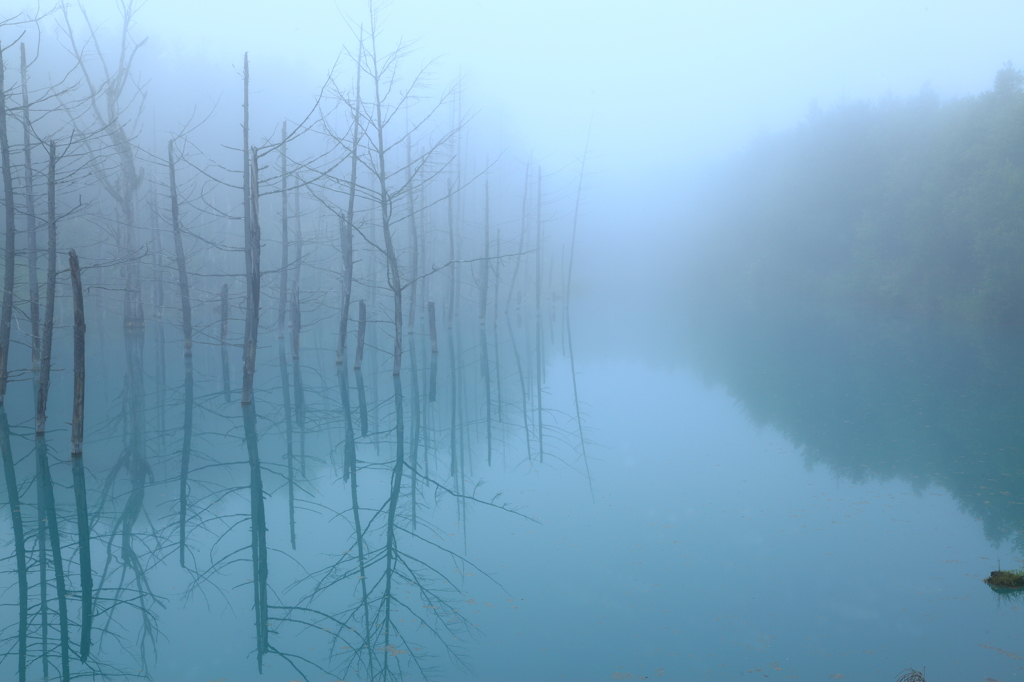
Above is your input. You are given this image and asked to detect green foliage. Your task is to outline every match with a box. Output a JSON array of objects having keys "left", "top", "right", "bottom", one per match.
[
  {"left": 669, "top": 65, "right": 1024, "bottom": 559},
  {"left": 682, "top": 64, "right": 1024, "bottom": 329}
]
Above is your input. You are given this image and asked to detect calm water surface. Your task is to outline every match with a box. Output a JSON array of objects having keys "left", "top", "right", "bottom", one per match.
[{"left": 149, "top": 346, "right": 1024, "bottom": 681}]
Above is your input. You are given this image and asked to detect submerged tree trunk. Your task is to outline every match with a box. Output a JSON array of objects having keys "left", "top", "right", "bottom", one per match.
[
  {"left": 0, "top": 405, "right": 26, "bottom": 681},
  {"left": 0, "top": 85, "right": 27, "bottom": 663},
  {"left": 354, "top": 300, "right": 368, "bottom": 437},
  {"left": 168, "top": 141, "right": 194, "bottom": 567},
  {"left": 566, "top": 146, "right": 592, "bottom": 497},
  {"left": 37, "top": 139, "right": 70, "bottom": 682},
  {"left": 221, "top": 283, "right": 231, "bottom": 402},
  {"left": 292, "top": 193, "right": 306, "bottom": 478},
  {"left": 446, "top": 186, "right": 459, "bottom": 479},
  {"left": 339, "top": 42, "right": 361, "bottom": 479},
  {"left": 369, "top": 46, "right": 407, "bottom": 669},
  {"left": 69, "top": 250, "right": 92, "bottom": 660},
  {"left": 6, "top": 52, "right": 32, "bottom": 680},
  {"left": 480, "top": 178, "right": 492, "bottom": 465},
  {"left": 276, "top": 124, "right": 296, "bottom": 550},
  {"left": 428, "top": 301, "right": 438, "bottom": 402},
  {"left": 242, "top": 120, "right": 269, "bottom": 669},
  {"left": 493, "top": 226, "right": 503, "bottom": 424},
  {"left": 405, "top": 136, "right": 423, "bottom": 526},
  {"left": 152, "top": 211, "right": 167, "bottom": 454},
  {"left": 535, "top": 168, "right": 544, "bottom": 463}
]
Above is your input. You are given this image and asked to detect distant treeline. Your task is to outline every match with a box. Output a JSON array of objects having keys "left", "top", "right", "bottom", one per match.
[
  {"left": 670, "top": 66, "right": 1024, "bottom": 551},
  {"left": 681, "top": 64, "right": 1024, "bottom": 328}
]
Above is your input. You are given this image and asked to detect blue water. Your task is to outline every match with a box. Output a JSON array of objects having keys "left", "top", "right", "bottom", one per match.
[
  {"left": 134, "top": 354, "right": 1024, "bottom": 681},
  {"left": 434, "top": 357, "right": 1024, "bottom": 681}
]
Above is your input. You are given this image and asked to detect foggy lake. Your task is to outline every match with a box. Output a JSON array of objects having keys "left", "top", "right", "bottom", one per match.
[{"left": 4, "top": 2, "right": 1024, "bottom": 682}]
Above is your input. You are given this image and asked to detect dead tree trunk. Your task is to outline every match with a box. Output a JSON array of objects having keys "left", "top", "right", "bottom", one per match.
[
  {"left": 69, "top": 249, "right": 92, "bottom": 661},
  {"left": 152, "top": 209, "right": 167, "bottom": 454},
  {"left": 0, "top": 403, "right": 26, "bottom": 682},
  {"left": 221, "top": 283, "right": 231, "bottom": 402},
  {"left": 276, "top": 124, "right": 296, "bottom": 550},
  {"left": 405, "top": 136, "right": 422, "bottom": 525},
  {"left": 37, "top": 139, "right": 70, "bottom": 682},
  {"left": 291, "top": 192, "right": 306, "bottom": 478},
  {"left": 480, "top": 179, "right": 492, "bottom": 465},
  {"left": 493, "top": 226, "right": 502, "bottom": 423},
  {"left": 566, "top": 147, "right": 592, "bottom": 497},
  {"left": 354, "top": 300, "right": 368, "bottom": 437},
  {"left": 506, "top": 164, "right": 530, "bottom": 316},
  {"left": 0, "top": 67, "right": 28, "bottom": 663},
  {"left": 21, "top": 45, "right": 40, "bottom": 394},
  {"left": 242, "top": 134, "right": 269, "bottom": 670},
  {"left": 535, "top": 168, "right": 544, "bottom": 463},
  {"left": 0, "top": 40, "right": 17, "bottom": 402},
  {"left": 339, "top": 216, "right": 357, "bottom": 480},
  {"left": 168, "top": 141, "right": 194, "bottom": 567},
  {"left": 369, "top": 47, "right": 407, "bottom": 665},
  {"left": 0, "top": 44, "right": 32, "bottom": 682},
  {"left": 339, "top": 44, "right": 361, "bottom": 479},
  {"left": 428, "top": 301, "right": 438, "bottom": 402},
  {"left": 446, "top": 185, "right": 458, "bottom": 478}
]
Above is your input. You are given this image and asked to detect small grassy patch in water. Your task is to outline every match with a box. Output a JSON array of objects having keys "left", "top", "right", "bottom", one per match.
[{"left": 984, "top": 569, "right": 1024, "bottom": 589}]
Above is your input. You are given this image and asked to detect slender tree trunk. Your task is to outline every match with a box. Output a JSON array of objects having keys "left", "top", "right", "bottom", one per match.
[
  {"left": 506, "top": 311, "right": 532, "bottom": 462},
  {"left": 535, "top": 169, "right": 544, "bottom": 463},
  {"left": 0, "top": 42, "right": 17, "bottom": 402},
  {"left": 336, "top": 50, "right": 371, "bottom": 657},
  {"left": 0, "top": 80, "right": 27, "bottom": 661},
  {"left": 446, "top": 185, "right": 458, "bottom": 479},
  {"left": 68, "top": 250, "right": 92, "bottom": 660},
  {"left": 168, "top": 141, "right": 194, "bottom": 567},
  {"left": 21, "top": 45, "right": 40, "bottom": 397},
  {"left": 242, "top": 134, "right": 269, "bottom": 669},
  {"left": 37, "top": 139, "right": 70, "bottom": 682},
  {"left": 354, "top": 300, "right": 368, "bottom": 437},
  {"left": 292, "top": 192, "right": 306, "bottom": 478},
  {"left": 338, "top": 44, "right": 362, "bottom": 479},
  {"left": 338, "top": 224, "right": 357, "bottom": 478},
  {"left": 428, "top": 301, "right": 438, "bottom": 402},
  {"left": 36, "top": 431, "right": 70, "bottom": 682},
  {"left": 0, "top": 404, "right": 26, "bottom": 681},
  {"left": 108, "top": 41, "right": 150, "bottom": 657},
  {"left": 493, "top": 226, "right": 502, "bottom": 424},
  {"left": 369, "top": 43, "right": 407, "bottom": 667},
  {"left": 241, "top": 54, "right": 251, "bottom": 402},
  {"left": 152, "top": 212, "right": 167, "bottom": 454},
  {"left": 347, "top": 446, "right": 374, "bottom": 680},
  {"left": 36, "top": 159, "right": 57, "bottom": 433},
  {"left": 405, "top": 136, "right": 423, "bottom": 525},
  {"left": 276, "top": 124, "right": 296, "bottom": 550},
  {"left": 480, "top": 179, "right": 492, "bottom": 465},
  {"left": 37, "top": 451, "right": 47, "bottom": 681},
  {"left": 506, "top": 164, "right": 530, "bottom": 314},
  {"left": 220, "top": 283, "right": 231, "bottom": 402},
  {"left": 565, "top": 145, "right": 593, "bottom": 497}
]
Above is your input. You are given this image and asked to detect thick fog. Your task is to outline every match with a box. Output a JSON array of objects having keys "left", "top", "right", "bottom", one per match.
[{"left": 2, "top": 2, "right": 1024, "bottom": 682}]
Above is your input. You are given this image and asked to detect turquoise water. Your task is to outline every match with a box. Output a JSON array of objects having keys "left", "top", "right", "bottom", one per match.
[
  {"left": 3, "top": 301, "right": 1022, "bottom": 681},
  {"left": 140, "top": 349, "right": 1024, "bottom": 681},
  {"left": 435, "top": 354, "right": 1024, "bottom": 681}
]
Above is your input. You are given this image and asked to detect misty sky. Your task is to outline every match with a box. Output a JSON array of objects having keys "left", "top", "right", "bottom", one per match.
[
  {"left": 71, "top": 1, "right": 1024, "bottom": 176},
  {"left": 16, "top": 0, "right": 1024, "bottom": 250}
]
